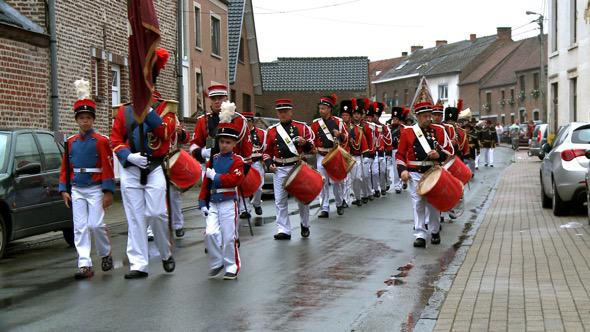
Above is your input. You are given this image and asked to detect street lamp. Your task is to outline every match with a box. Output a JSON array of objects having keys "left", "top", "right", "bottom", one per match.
[{"left": 526, "top": 10, "right": 546, "bottom": 125}]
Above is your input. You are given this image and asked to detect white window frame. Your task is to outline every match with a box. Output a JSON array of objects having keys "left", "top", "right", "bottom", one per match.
[
  {"left": 570, "top": 0, "right": 577, "bottom": 46},
  {"left": 438, "top": 84, "right": 448, "bottom": 101},
  {"left": 111, "top": 64, "right": 120, "bottom": 107},
  {"left": 194, "top": 2, "right": 202, "bottom": 50}
]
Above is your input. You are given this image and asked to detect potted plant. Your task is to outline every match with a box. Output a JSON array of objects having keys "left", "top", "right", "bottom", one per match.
[
  {"left": 530, "top": 89, "right": 540, "bottom": 99},
  {"left": 518, "top": 90, "right": 526, "bottom": 101}
]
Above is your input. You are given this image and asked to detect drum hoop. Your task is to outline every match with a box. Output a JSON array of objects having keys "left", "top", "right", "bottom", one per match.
[
  {"left": 416, "top": 165, "right": 442, "bottom": 195},
  {"left": 283, "top": 162, "right": 304, "bottom": 189},
  {"left": 443, "top": 156, "right": 456, "bottom": 170}
]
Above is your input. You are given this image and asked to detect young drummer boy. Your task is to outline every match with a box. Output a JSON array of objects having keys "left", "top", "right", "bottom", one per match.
[
  {"left": 198, "top": 101, "right": 245, "bottom": 280},
  {"left": 59, "top": 79, "right": 115, "bottom": 279}
]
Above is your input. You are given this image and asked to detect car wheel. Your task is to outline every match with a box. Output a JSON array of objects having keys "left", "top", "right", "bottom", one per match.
[
  {"left": 0, "top": 214, "right": 6, "bottom": 258},
  {"left": 541, "top": 174, "right": 551, "bottom": 209},
  {"left": 538, "top": 153, "right": 544, "bottom": 160},
  {"left": 62, "top": 228, "right": 75, "bottom": 247},
  {"left": 552, "top": 180, "right": 568, "bottom": 216}
]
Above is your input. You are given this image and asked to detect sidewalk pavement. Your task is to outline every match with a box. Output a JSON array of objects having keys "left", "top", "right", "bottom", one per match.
[{"left": 432, "top": 152, "right": 590, "bottom": 331}]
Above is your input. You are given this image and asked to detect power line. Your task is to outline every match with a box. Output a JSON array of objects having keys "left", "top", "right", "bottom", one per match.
[
  {"left": 254, "top": 0, "right": 360, "bottom": 14},
  {"left": 513, "top": 27, "right": 539, "bottom": 38}
]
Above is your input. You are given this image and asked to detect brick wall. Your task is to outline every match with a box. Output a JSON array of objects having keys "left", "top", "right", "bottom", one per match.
[
  {"left": 5, "top": 0, "right": 178, "bottom": 135},
  {"left": 374, "top": 77, "right": 420, "bottom": 109},
  {"left": 0, "top": 37, "right": 50, "bottom": 129},
  {"left": 230, "top": 24, "right": 255, "bottom": 115},
  {"left": 256, "top": 90, "right": 366, "bottom": 123}
]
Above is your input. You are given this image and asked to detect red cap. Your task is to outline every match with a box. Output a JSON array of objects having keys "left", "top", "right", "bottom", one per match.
[
  {"left": 207, "top": 84, "right": 228, "bottom": 97},
  {"left": 432, "top": 102, "right": 444, "bottom": 114},
  {"left": 319, "top": 94, "right": 337, "bottom": 108},
  {"left": 275, "top": 99, "right": 293, "bottom": 110},
  {"left": 217, "top": 121, "right": 241, "bottom": 139},
  {"left": 155, "top": 48, "right": 170, "bottom": 72},
  {"left": 241, "top": 111, "right": 255, "bottom": 119},
  {"left": 73, "top": 99, "right": 96, "bottom": 117}
]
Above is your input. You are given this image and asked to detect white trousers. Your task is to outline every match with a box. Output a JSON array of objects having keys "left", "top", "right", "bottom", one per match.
[
  {"left": 71, "top": 185, "right": 111, "bottom": 268},
  {"left": 317, "top": 154, "right": 344, "bottom": 212},
  {"left": 378, "top": 156, "right": 388, "bottom": 191},
  {"left": 409, "top": 172, "right": 440, "bottom": 240},
  {"left": 273, "top": 165, "right": 310, "bottom": 235},
  {"left": 371, "top": 157, "right": 381, "bottom": 192},
  {"left": 169, "top": 186, "right": 184, "bottom": 230},
  {"left": 238, "top": 160, "right": 265, "bottom": 214},
  {"left": 391, "top": 150, "right": 403, "bottom": 191},
  {"left": 120, "top": 166, "right": 171, "bottom": 272},
  {"left": 481, "top": 148, "right": 494, "bottom": 166},
  {"left": 206, "top": 200, "right": 240, "bottom": 274},
  {"left": 351, "top": 156, "right": 364, "bottom": 200},
  {"left": 362, "top": 157, "right": 373, "bottom": 198}
]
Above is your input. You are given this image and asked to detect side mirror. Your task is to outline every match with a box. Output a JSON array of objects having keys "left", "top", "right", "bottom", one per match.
[
  {"left": 542, "top": 143, "right": 552, "bottom": 154},
  {"left": 15, "top": 162, "right": 41, "bottom": 176},
  {"left": 586, "top": 149, "right": 590, "bottom": 159}
]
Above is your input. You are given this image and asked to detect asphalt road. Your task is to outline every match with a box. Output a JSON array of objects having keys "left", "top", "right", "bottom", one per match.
[{"left": 0, "top": 148, "right": 514, "bottom": 332}]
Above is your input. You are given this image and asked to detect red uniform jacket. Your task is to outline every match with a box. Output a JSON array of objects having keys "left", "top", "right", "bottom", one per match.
[
  {"left": 396, "top": 124, "right": 453, "bottom": 175},
  {"left": 111, "top": 98, "right": 176, "bottom": 167},
  {"left": 250, "top": 127, "right": 266, "bottom": 161},
  {"left": 455, "top": 126, "right": 469, "bottom": 158},
  {"left": 362, "top": 121, "right": 375, "bottom": 157},
  {"left": 263, "top": 120, "right": 314, "bottom": 167},
  {"left": 189, "top": 112, "right": 252, "bottom": 163},
  {"left": 310, "top": 115, "right": 348, "bottom": 155},
  {"left": 198, "top": 152, "right": 245, "bottom": 208},
  {"left": 381, "top": 125, "right": 394, "bottom": 155},
  {"left": 348, "top": 123, "right": 370, "bottom": 156},
  {"left": 59, "top": 130, "right": 115, "bottom": 193}
]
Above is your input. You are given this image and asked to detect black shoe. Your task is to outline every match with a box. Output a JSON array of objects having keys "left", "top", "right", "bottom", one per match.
[
  {"left": 425, "top": 223, "right": 429, "bottom": 230},
  {"left": 402, "top": 183, "right": 408, "bottom": 190},
  {"left": 490, "top": 165, "right": 494, "bottom": 168},
  {"left": 301, "top": 223, "right": 310, "bottom": 238},
  {"left": 147, "top": 235, "right": 154, "bottom": 242},
  {"left": 440, "top": 216, "right": 445, "bottom": 223},
  {"left": 74, "top": 266, "right": 94, "bottom": 280},
  {"left": 395, "top": 189, "right": 402, "bottom": 194},
  {"left": 318, "top": 211, "right": 329, "bottom": 218},
  {"left": 386, "top": 185, "right": 390, "bottom": 191},
  {"left": 124, "top": 270, "right": 148, "bottom": 279},
  {"left": 413, "top": 238, "right": 426, "bottom": 248},
  {"left": 162, "top": 256, "right": 175, "bottom": 273},
  {"left": 354, "top": 200, "right": 362, "bottom": 207},
  {"left": 175, "top": 228, "right": 185, "bottom": 238},
  {"left": 237, "top": 238, "right": 240, "bottom": 248},
  {"left": 374, "top": 191, "right": 381, "bottom": 198},
  {"left": 336, "top": 206, "right": 344, "bottom": 215},
  {"left": 381, "top": 190, "right": 387, "bottom": 196},
  {"left": 475, "top": 166, "right": 479, "bottom": 170},
  {"left": 484, "top": 164, "right": 488, "bottom": 167},
  {"left": 362, "top": 197, "right": 369, "bottom": 204},
  {"left": 101, "top": 255, "right": 113, "bottom": 272},
  {"left": 239, "top": 211, "right": 251, "bottom": 219},
  {"left": 208, "top": 266, "right": 224, "bottom": 278},
  {"left": 274, "top": 233, "right": 291, "bottom": 240},
  {"left": 368, "top": 195, "right": 374, "bottom": 201},
  {"left": 431, "top": 232, "right": 441, "bottom": 245},
  {"left": 254, "top": 206, "right": 263, "bottom": 216},
  {"left": 342, "top": 201, "right": 349, "bottom": 209},
  {"left": 223, "top": 272, "right": 238, "bottom": 280}
]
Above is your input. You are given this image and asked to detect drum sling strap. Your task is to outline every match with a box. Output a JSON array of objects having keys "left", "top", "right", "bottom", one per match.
[
  {"left": 277, "top": 124, "right": 299, "bottom": 156},
  {"left": 318, "top": 118, "right": 335, "bottom": 143},
  {"left": 412, "top": 124, "right": 432, "bottom": 154}
]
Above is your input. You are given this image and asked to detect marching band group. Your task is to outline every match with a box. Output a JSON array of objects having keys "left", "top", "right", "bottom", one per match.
[{"left": 59, "top": 49, "right": 484, "bottom": 281}]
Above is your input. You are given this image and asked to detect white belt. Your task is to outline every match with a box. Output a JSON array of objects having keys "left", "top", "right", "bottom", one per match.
[
  {"left": 317, "top": 147, "right": 331, "bottom": 153},
  {"left": 274, "top": 156, "right": 299, "bottom": 164},
  {"left": 251, "top": 153, "right": 263, "bottom": 158},
  {"left": 211, "top": 188, "right": 236, "bottom": 194},
  {"left": 408, "top": 161, "right": 435, "bottom": 166},
  {"left": 73, "top": 168, "right": 102, "bottom": 173}
]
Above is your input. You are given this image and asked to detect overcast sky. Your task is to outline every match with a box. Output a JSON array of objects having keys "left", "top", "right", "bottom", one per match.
[{"left": 252, "top": 0, "right": 548, "bottom": 62}]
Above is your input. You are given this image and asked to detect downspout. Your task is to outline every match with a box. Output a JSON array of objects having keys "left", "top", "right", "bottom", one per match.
[
  {"left": 176, "top": 0, "right": 184, "bottom": 117},
  {"left": 48, "top": 0, "right": 59, "bottom": 130}
]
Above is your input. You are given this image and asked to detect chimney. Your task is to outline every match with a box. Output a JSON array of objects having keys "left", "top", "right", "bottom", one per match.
[
  {"left": 402, "top": 51, "right": 408, "bottom": 56},
  {"left": 411, "top": 45, "right": 423, "bottom": 53},
  {"left": 496, "top": 27, "right": 512, "bottom": 41},
  {"left": 470, "top": 34, "right": 477, "bottom": 42},
  {"left": 435, "top": 40, "right": 447, "bottom": 47}
]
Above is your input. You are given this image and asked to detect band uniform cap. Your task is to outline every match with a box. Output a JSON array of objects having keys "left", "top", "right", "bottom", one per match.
[
  {"left": 444, "top": 106, "right": 459, "bottom": 122},
  {"left": 207, "top": 84, "right": 229, "bottom": 97},
  {"left": 339, "top": 100, "right": 353, "bottom": 116},
  {"left": 319, "top": 94, "right": 337, "bottom": 108},
  {"left": 275, "top": 98, "right": 294, "bottom": 111},
  {"left": 240, "top": 111, "right": 255, "bottom": 119},
  {"left": 74, "top": 99, "right": 96, "bottom": 117},
  {"left": 217, "top": 122, "right": 240, "bottom": 139}
]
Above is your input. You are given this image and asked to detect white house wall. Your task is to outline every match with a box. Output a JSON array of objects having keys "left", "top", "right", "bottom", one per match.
[{"left": 426, "top": 75, "right": 460, "bottom": 106}]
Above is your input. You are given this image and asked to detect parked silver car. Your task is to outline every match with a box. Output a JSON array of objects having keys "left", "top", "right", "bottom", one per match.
[
  {"left": 540, "top": 122, "right": 590, "bottom": 216},
  {"left": 528, "top": 123, "right": 548, "bottom": 160}
]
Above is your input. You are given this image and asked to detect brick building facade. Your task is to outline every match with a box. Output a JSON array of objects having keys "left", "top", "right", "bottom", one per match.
[{"left": 2, "top": 0, "right": 178, "bottom": 135}]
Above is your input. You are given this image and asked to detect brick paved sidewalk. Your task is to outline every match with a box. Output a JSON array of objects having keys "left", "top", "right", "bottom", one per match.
[{"left": 433, "top": 152, "right": 590, "bottom": 332}]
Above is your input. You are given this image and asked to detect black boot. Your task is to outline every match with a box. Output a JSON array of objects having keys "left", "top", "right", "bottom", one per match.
[
  {"left": 318, "top": 211, "right": 329, "bottom": 218},
  {"left": 300, "top": 223, "right": 310, "bottom": 238},
  {"left": 162, "top": 256, "right": 176, "bottom": 273},
  {"left": 274, "top": 233, "right": 291, "bottom": 240},
  {"left": 175, "top": 228, "right": 185, "bottom": 238},
  {"left": 413, "top": 238, "right": 426, "bottom": 248},
  {"left": 336, "top": 205, "right": 344, "bottom": 215},
  {"left": 101, "top": 255, "right": 113, "bottom": 272},
  {"left": 124, "top": 270, "right": 148, "bottom": 279},
  {"left": 431, "top": 232, "right": 441, "bottom": 245},
  {"left": 254, "top": 206, "right": 263, "bottom": 215}
]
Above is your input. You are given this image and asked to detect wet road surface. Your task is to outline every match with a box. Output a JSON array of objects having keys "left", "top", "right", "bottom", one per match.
[{"left": 0, "top": 149, "right": 513, "bottom": 331}]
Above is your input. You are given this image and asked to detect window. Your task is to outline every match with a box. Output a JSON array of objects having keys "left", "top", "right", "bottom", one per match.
[
  {"left": 571, "top": 125, "right": 590, "bottom": 143},
  {"left": 403, "top": 89, "right": 409, "bottom": 106},
  {"left": 382, "top": 92, "right": 388, "bottom": 105},
  {"left": 211, "top": 14, "right": 221, "bottom": 56},
  {"left": 194, "top": 4, "right": 202, "bottom": 48},
  {"left": 501, "top": 114, "right": 506, "bottom": 125},
  {"left": 92, "top": 58, "right": 103, "bottom": 99},
  {"left": 571, "top": 0, "right": 577, "bottom": 45},
  {"left": 14, "top": 133, "right": 42, "bottom": 171},
  {"left": 510, "top": 88, "right": 515, "bottom": 101},
  {"left": 230, "top": 89, "right": 236, "bottom": 103},
  {"left": 242, "top": 93, "right": 251, "bottom": 113},
  {"left": 438, "top": 84, "right": 448, "bottom": 101},
  {"left": 519, "top": 75, "right": 525, "bottom": 92},
  {"left": 551, "top": 0, "right": 558, "bottom": 52},
  {"left": 0, "top": 133, "right": 9, "bottom": 173},
  {"left": 511, "top": 114, "right": 515, "bottom": 123},
  {"left": 533, "top": 110, "right": 540, "bottom": 121},
  {"left": 238, "top": 37, "right": 245, "bottom": 63},
  {"left": 570, "top": 77, "right": 577, "bottom": 122},
  {"left": 501, "top": 90, "right": 505, "bottom": 100},
  {"left": 111, "top": 64, "right": 121, "bottom": 107},
  {"left": 195, "top": 71, "right": 204, "bottom": 113},
  {"left": 551, "top": 82, "right": 558, "bottom": 133},
  {"left": 533, "top": 73, "right": 539, "bottom": 90},
  {"left": 486, "top": 92, "right": 492, "bottom": 112},
  {"left": 37, "top": 133, "right": 62, "bottom": 171}
]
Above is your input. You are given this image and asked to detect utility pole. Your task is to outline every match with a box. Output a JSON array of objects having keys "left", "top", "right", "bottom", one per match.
[{"left": 527, "top": 11, "right": 545, "bottom": 124}]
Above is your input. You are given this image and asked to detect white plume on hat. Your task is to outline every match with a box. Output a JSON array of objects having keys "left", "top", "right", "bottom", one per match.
[
  {"left": 219, "top": 101, "right": 236, "bottom": 123},
  {"left": 74, "top": 79, "right": 90, "bottom": 100},
  {"left": 458, "top": 107, "right": 472, "bottom": 120}
]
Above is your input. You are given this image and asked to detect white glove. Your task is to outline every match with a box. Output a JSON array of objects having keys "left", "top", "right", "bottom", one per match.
[
  {"left": 206, "top": 168, "right": 216, "bottom": 180},
  {"left": 201, "top": 148, "right": 211, "bottom": 160},
  {"left": 127, "top": 152, "right": 148, "bottom": 168},
  {"left": 201, "top": 207, "right": 209, "bottom": 217}
]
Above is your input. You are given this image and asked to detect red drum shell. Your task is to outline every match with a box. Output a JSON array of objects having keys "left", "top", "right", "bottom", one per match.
[
  {"left": 239, "top": 167, "right": 262, "bottom": 197},
  {"left": 321, "top": 146, "right": 355, "bottom": 182},
  {"left": 167, "top": 149, "right": 202, "bottom": 192},
  {"left": 283, "top": 162, "right": 324, "bottom": 204},
  {"left": 443, "top": 156, "right": 472, "bottom": 185},
  {"left": 417, "top": 166, "right": 463, "bottom": 212}
]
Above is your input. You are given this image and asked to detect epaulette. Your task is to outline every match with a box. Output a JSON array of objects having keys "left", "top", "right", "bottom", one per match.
[
  {"left": 293, "top": 120, "right": 307, "bottom": 126},
  {"left": 268, "top": 122, "right": 280, "bottom": 130},
  {"left": 312, "top": 118, "right": 320, "bottom": 123}
]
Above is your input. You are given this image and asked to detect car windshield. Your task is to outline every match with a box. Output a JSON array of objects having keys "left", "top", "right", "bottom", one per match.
[
  {"left": 0, "top": 133, "right": 9, "bottom": 173},
  {"left": 571, "top": 125, "right": 590, "bottom": 144}
]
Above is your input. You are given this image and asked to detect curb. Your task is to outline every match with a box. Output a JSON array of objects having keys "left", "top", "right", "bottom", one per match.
[{"left": 412, "top": 167, "right": 506, "bottom": 331}]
